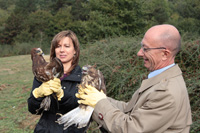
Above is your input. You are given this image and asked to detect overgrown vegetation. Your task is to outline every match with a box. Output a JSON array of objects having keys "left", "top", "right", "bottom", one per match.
[
  {"left": 0, "top": 0, "right": 200, "bottom": 48},
  {"left": 0, "top": 0, "right": 199, "bottom": 132},
  {"left": 79, "top": 36, "right": 200, "bottom": 133},
  {"left": 0, "top": 36, "right": 199, "bottom": 132}
]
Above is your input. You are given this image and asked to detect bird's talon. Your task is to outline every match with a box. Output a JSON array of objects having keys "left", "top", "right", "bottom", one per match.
[{"left": 56, "top": 113, "right": 63, "bottom": 117}]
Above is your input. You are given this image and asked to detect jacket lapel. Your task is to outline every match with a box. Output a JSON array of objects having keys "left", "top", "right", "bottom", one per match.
[{"left": 124, "top": 65, "right": 182, "bottom": 113}]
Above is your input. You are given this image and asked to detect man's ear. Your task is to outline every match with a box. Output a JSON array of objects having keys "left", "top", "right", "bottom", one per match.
[{"left": 162, "top": 49, "right": 171, "bottom": 61}]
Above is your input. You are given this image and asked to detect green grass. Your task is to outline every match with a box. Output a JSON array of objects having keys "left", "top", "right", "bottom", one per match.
[
  {"left": 0, "top": 36, "right": 199, "bottom": 132},
  {"left": 0, "top": 55, "right": 38, "bottom": 133}
]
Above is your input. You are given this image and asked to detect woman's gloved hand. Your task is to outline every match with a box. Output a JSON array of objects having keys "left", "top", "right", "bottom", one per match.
[
  {"left": 32, "top": 81, "right": 53, "bottom": 98},
  {"left": 49, "top": 78, "right": 64, "bottom": 101},
  {"left": 76, "top": 85, "right": 107, "bottom": 108}
]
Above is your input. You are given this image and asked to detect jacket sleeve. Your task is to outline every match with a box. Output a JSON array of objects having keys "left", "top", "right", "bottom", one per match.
[
  {"left": 92, "top": 90, "right": 176, "bottom": 133},
  {"left": 107, "top": 97, "right": 128, "bottom": 112},
  {"left": 27, "top": 77, "right": 44, "bottom": 114}
]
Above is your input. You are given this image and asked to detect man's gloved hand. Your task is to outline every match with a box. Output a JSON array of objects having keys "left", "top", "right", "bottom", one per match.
[
  {"left": 49, "top": 78, "right": 63, "bottom": 101},
  {"left": 76, "top": 85, "right": 107, "bottom": 108},
  {"left": 32, "top": 81, "right": 53, "bottom": 98}
]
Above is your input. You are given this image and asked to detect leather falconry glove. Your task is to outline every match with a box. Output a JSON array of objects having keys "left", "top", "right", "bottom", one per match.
[
  {"left": 49, "top": 78, "right": 64, "bottom": 101},
  {"left": 32, "top": 81, "right": 53, "bottom": 98},
  {"left": 76, "top": 85, "right": 107, "bottom": 108}
]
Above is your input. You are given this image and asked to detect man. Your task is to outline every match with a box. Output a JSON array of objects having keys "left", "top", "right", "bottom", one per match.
[{"left": 76, "top": 24, "right": 192, "bottom": 133}]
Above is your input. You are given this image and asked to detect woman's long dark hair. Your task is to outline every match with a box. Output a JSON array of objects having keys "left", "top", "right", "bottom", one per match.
[{"left": 50, "top": 30, "right": 80, "bottom": 74}]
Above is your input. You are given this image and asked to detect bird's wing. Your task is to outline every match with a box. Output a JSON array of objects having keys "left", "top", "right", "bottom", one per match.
[{"left": 31, "top": 48, "right": 50, "bottom": 82}]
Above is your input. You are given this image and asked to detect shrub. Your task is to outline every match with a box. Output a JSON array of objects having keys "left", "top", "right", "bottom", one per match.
[{"left": 79, "top": 35, "right": 200, "bottom": 131}]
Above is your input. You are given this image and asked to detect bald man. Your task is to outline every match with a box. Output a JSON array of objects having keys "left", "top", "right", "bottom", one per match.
[{"left": 76, "top": 24, "right": 192, "bottom": 133}]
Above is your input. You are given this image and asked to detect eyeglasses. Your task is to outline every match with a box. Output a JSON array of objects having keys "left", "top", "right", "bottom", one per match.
[{"left": 141, "top": 44, "right": 166, "bottom": 52}]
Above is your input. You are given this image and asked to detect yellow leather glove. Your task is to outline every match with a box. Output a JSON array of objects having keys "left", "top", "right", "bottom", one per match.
[
  {"left": 76, "top": 85, "right": 107, "bottom": 108},
  {"left": 49, "top": 78, "right": 63, "bottom": 101},
  {"left": 32, "top": 81, "right": 53, "bottom": 98}
]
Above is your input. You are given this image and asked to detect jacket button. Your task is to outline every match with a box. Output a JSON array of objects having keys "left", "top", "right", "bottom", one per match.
[{"left": 98, "top": 113, "right": 103, "bottom": 120}]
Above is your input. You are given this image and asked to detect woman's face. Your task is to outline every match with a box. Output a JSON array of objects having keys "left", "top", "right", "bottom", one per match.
[{"left": 55, "top": 37, "right": 76, "bottom": 65}]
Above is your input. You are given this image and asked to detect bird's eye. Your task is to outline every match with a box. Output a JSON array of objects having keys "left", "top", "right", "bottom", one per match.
[{"left": 36, "top": 50, "right": 41, "bottom": 53}]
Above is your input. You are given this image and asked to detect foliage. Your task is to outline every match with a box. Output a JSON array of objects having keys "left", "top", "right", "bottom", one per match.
[
  {"left": 176, "top": 36, "right": 200, "bottom": 133},
  {"left": 0, "top": 0, "right": 36, "bottom": 44},
  {"left": 14, "top": 10, "right": 53, "bottom": 43},
  {"left": 0, "top": 9, "right": 9, "bottom": 26},
  {"left": 0, "top": 0, "right": 199, "bottom": 132},
  {"left": 80, "top": 36, "right": 147, "bottom": 100},
  {"left": 46, "top": 7, "right": 73, "bottom": 37},
  {"left": 0, "top": 41, "right": 50, "bottom": 57},
  {"left": 81, "top": 0, "right": 145, "bottom": 42},
  {"left": 0, "top": 36, "right": 199, "bottom": 132},
  {"left": 0, "top": 0, "right": 17, "bottom": 10},
  {"left": 80, "top": 36, "right": 200, "bottom": 132},
  {"left": 0, "top": 0, "right": 199, "bottom": 47},
  {"left": 170, "top": 0, "right": 200, "bottom": 34},
  {"left": 142, "top": 0, "right": 171, "bottom": 26}
]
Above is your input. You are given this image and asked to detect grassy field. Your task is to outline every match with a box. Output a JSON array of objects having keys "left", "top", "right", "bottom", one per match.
[
  {"left": 0, "top": 55, "right": 39, "bottom": 132},
  {"left": 0, "top": 36, "right": 199, "bottom": 132}
]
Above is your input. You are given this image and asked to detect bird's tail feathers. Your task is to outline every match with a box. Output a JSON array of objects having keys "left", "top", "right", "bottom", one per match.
[
  {"left": 57, "top": 105, "right": 94, "bottom": 130},
  {"left": 36, "top": 96, "right": 51, "bottom": 114}
]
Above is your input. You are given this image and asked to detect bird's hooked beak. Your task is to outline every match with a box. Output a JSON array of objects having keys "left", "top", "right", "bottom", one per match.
[
  {"left": 82, "top": 66, "right": 88, "bottom": 75},
  {"left": 82, "top": 65, "right": 91, "bottom": 75},
  {"left": 36, "top": 48, "right": 44, "bottom": 56}
]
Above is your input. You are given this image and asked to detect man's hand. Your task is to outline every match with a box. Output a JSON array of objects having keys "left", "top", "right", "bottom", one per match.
[
  {"left": 32, "top": 81, "right": 53, "bottom": 98},
  {"left": 49, "top": 78, "right": 63, "bottom": 101},
  {"left": 76, "top": 85, "right": 107, "bottom": 108}
]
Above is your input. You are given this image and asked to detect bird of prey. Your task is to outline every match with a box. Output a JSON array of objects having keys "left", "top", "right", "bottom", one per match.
[
  {"left": 57, "top": 65, "right": 106, "bottom": 130},
  {"left": 31, "top": 48, "right": 64, "bottom": 113}
]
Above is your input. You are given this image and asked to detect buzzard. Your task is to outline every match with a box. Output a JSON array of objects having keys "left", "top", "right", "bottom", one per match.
[
  {"left": 57, "top": 65, "right": 106, "bottom": 130},
  {"left": 31, "top": 48, "right": 64, "bottom": 113}
]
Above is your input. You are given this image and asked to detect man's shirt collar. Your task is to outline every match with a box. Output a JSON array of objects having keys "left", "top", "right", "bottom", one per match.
[{"left": 148, "top": 63, "right": 175, "bottom": 79}]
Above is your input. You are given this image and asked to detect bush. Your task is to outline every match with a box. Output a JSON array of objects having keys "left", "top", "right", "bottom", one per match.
[
  {"left": 0, "top": 41, "right": 50, "bottom": 57},
  {"left": 80, "top": 36, "right": 146, "bottom": 100},
  {"left": 79, "top": 35, "right": 200, "bottom": 131}
]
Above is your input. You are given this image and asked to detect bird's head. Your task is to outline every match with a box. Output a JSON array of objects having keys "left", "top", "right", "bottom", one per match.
[
  {"left": 82, "top": 65, "right": 91, "bottom": 75},
  {"left": 35, "top": 48, "right": 44, "bottom": 56},
  {"left": 31, "top": 48, "right": 44, "bottom": 60},
  {"left": 81, "top": 64, "right": 106, "bottom": 93},
  {"left": 82, "top": 65, "right": 98, "bottom": 77}
]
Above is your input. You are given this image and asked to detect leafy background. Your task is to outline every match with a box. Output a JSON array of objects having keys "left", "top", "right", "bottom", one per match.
[{"left": 0, "top": 0, "right": 199, "bottom": 132}]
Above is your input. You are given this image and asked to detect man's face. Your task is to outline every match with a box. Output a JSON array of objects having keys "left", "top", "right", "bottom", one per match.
[{"left": 137, "top": 36, "right": 166, "bottom": 71}]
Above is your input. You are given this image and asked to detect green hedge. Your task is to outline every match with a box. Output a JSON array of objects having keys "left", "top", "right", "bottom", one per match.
[{"left": 79, "top": 35, "right": 200, "bottom": 132}]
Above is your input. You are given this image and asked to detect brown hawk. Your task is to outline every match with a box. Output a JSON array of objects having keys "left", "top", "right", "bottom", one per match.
[
  {"left": 57, "top": 65, "right": 106, "bottom": 130},
  {"left": 31, "top": 48, "right": 64, "bottom": 113}
]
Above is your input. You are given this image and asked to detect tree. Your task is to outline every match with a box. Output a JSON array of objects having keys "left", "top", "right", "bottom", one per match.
[
  {"left": 81, "top": 0, "right": 145, "bottom": 42},
  {"left": 46, "top": 7, "right": 73, "bottom": 37},
  {"left": 14, "top": 10, "right": 53, "bottom": 43},
  {"left": 170, "top": 0, "right": 200, "bottom": 33},
  {"left": 142, "top": 0, "right": 171, "bottom": 25},
  {"left": 0, "top": 0, "right": 37, "bottom": 44}
]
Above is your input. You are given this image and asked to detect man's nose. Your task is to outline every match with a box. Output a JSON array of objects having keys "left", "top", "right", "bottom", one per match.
[{"left": 137, "top": 48, "right": 144, "bottom": 57}]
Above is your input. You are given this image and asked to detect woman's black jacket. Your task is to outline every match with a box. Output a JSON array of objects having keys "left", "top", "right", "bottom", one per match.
[{"left": 27, "top": 65, "right": 87, "bottom": 133}]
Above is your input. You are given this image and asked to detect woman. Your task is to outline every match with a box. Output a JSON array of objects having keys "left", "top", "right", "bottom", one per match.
[{"left": 28, "top": 30, "right": 86, "bottom": 132}]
